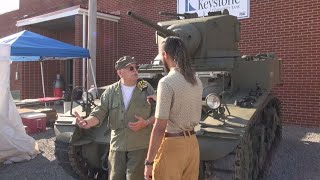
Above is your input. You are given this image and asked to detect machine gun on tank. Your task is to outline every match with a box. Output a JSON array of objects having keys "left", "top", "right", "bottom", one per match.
[{"left": 159, "top": 12, "right": 198, "bottom": 19}]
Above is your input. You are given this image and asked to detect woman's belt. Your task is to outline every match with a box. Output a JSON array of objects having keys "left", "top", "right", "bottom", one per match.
[{"left": 164, "top": 130, "right": 195, "bottom": 137}]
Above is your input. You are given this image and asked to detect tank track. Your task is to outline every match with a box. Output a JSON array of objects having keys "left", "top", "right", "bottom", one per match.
[
  {"left": 202, "top": 95, "right": 282, "bottom": 180},
  {"left": 55, "top": 141, "right": 108, "bottom": 180}
]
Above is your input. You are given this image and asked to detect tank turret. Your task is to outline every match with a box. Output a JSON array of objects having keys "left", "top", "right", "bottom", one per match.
[{"left": 128, "top": 11, "right": 240, "bottom": 71}]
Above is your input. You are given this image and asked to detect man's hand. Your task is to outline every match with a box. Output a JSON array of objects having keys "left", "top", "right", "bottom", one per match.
[
  {"left": 128, "top": 115, "right": 148, "bottom": 132},
  {"left": 75, "top": 111, "right": 91, "bottom": 129},
  {"left": 144, "top": 165, "right": 152, "bottom": 180}
]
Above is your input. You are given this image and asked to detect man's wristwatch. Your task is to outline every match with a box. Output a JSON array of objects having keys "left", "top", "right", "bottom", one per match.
[{"left": 144, "top": 159, "right": 154, "bottom": 166}]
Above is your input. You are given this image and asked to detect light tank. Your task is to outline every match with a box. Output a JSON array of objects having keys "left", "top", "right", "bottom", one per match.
[
  {"left": 53, "top": 10, "right": 283, "bottom": 180},
  {"left": 128, "top": 10, "right": 283, "bottom": 180}
]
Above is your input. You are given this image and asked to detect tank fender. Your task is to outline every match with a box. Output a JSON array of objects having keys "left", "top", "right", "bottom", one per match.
[
  {"left": 198, "top": 135, "right": 239, "bottom": 160},
  {"left": 72, "top": 138, "right": 93, "bottom": 146}
]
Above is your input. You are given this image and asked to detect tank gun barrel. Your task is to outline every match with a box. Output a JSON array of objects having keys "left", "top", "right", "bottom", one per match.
[{"left": 127, "top": 11, "right": 177, "bottom": 37}]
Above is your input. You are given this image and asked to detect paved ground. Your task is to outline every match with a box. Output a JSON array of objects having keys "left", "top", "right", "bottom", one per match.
[
  {"left": 266, "top": 125, "right": 320, "bottom": 180},
  {"left": 0, "top": 128, "right": 75, "bottom": 180},
  {"left": 0, "top": 104, "right": 319, "bottom": 179}
]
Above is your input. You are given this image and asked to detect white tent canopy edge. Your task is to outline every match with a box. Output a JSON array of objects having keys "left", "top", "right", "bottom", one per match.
[{"left": 0, "top": 43, "right": 39, "bottom": 164}]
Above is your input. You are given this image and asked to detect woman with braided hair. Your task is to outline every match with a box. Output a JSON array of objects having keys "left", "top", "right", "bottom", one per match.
[
  {"left": 161, "top": 36, "right": 197, "bottom": 85},
  {"left": 144, "top": 36, "right": 203, "bottom": 180}
]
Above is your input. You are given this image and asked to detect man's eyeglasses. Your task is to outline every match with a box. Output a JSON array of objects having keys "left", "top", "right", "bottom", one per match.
[{"left": 127, "top": 66, "right": 139, "bottom": 71}]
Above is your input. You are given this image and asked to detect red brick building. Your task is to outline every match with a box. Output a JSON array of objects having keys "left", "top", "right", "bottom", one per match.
[{"left": 0, "top": 0, "right": 319, "bottom": 127}]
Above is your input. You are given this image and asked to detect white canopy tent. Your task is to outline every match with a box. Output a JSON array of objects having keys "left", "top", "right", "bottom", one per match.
[{"left": 0, "top": 43, "right": 39, "bottom": 164}]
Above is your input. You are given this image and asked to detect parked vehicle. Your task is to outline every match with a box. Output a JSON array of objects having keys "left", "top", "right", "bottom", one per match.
[{"left": 54, "top": 10, "right": 282, "bottom": 180}]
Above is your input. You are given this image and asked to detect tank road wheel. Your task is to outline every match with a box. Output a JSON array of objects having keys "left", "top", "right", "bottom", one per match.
[{"left": 55, "top": 140, "right": 109, "bottom": 180}]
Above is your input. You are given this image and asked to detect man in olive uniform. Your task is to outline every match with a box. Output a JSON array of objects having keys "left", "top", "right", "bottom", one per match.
[{"left": 75, "top": 56, "right": 155, "bottom": 180}]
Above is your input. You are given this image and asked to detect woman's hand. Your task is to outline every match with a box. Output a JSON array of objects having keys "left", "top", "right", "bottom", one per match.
[{"left": 147, "top": 95, "right": 157, "bottom": 105}]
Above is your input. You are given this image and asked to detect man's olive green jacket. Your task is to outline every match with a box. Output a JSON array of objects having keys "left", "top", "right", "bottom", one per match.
[{"left": 90, "top": 80, "right": 155, "bottom": 151}]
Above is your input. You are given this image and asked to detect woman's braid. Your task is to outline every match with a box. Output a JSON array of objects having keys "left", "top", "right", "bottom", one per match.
[{"left": 162, "top": 36, "right": 197, "bottom": 85}]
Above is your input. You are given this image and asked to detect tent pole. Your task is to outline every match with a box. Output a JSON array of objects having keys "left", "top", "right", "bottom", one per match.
[
  {"left": 40, "top": 61, "right": 46, "bottom": 98},
  {"left": 87, "top": 0, "right": 97, "bottom": 90},
  {"left": 89, "top": 59, "right": 98, "bottom": 95},
  {"left": 82, "top": 13, "right": 86, "bottom": 89}
]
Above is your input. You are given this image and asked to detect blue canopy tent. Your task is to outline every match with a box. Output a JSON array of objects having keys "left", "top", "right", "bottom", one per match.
[{"left": 0, "top": 30, "right": 90, "bottom": 98}]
